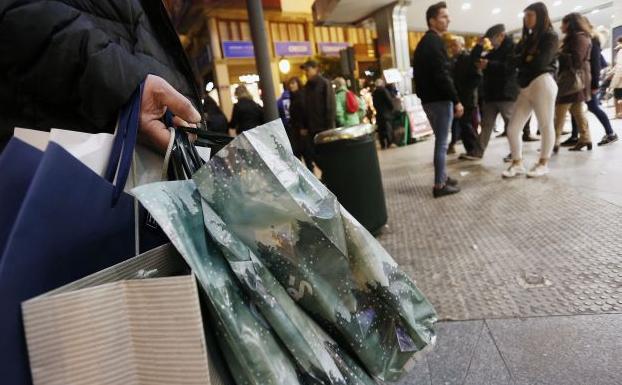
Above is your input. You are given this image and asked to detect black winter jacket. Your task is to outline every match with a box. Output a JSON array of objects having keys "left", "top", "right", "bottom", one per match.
[
  {"left": 413, "top": 30, "right": 459, "bottom": 104},
  {"left": 451, "top": 51, "right": 482, "bottom": 109},
  {"left": 515, "top": 29, "right": 559, "bottom": 88},
  {"left": 590, "top": 37, "right": 603, "bottom": 90},
  {"left": 289, "top": 90, "right": 305, "bottom": 132},
  {"left": 302, "top": 74, "right": 336, "bottom": 134},
  {"left": 229, "top": 98, "right": 264, "bottom": 134},
  {"left": 372, "top": 86, "right": 394, "bottom": 120},
  {"left": 0, "top": 0, "right": 203, "bottom": 146},
  {"left": 471, "top": 37, "right": 520, "bottom": 102}
]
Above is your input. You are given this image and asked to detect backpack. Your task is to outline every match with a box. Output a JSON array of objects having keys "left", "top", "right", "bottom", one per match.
[{"left": 345, "top": 90, "right": 359, "bottom": 114}]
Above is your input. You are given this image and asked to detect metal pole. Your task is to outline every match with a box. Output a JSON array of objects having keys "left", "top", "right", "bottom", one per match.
[{"left": 246, "top": 0, "right": 279, "bottom": 121}]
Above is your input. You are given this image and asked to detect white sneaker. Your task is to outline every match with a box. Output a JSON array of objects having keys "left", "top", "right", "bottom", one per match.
[
  {"left": 526, "top": 164, "right": 549, "bottom": 178},
  {"left": 502, "top": 164, "right": 526, "bottom": 178}
]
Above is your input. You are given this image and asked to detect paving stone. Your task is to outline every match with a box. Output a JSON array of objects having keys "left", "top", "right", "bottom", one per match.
[{"left": 486, "top": 315, "right": 622, "bottom": 385}]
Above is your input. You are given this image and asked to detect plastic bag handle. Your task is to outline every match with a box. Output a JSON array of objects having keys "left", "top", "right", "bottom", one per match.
[{"left": 105, "top": 81, "right": 144, "bottom": 205}]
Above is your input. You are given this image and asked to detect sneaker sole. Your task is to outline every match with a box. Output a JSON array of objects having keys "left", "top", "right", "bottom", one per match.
[
  {"left": 526, "top": 172, "right": 549, "bottom": 178},
  {"left": 598, "top": 138, "right": 619, "bottom": 146}
]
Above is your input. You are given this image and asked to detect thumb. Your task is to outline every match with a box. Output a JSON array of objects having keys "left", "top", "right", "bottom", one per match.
[{"left": 157, "top": 79, "right": 202, "bottom": 124}]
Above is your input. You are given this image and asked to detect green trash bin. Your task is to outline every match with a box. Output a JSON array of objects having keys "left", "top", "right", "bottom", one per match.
[{"left": 314, "top": 124, "right": 388, "bottom": 234}]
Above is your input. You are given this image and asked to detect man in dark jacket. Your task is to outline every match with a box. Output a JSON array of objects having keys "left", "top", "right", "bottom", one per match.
[
  {"left": 300, "top": 59, "right": 336, "bottom": 172},
  {"left": 372, "top": 79, "right": 396, "bottom": 149},
  {"left": 448, "top": 36, "right": 483, "bottom": 159},
  {"left": 0, "top": 0, "right": 203, "bottom": 153},
  {"left": 471, "top": 24, "right": 535, "bottom": 156},
  {"left": 413, "top": 1, "right": 462, "bottom": 198}
]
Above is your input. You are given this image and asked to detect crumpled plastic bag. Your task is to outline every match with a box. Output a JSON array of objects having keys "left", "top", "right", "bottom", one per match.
[
  {"left": 133, "top": 181, "right": 301, "bottom": 385},
  {"left": 135, "top": 180, "right": 376, "bottom": 385},
  {"left": 192, "top": 120, "right": 437, "bottom": 382}
]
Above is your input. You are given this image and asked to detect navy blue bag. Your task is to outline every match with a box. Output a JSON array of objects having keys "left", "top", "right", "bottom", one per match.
[
  {"left": 0, "top": 82, "right": 156, "bottom": 385},
  {"left": 0, "top": 139, "right": 42, "bottom": 259}
]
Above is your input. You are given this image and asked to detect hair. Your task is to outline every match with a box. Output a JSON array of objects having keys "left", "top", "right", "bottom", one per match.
[
  {"left": 521, "top": 2, "right": 552, "bottom": 56},
  {"left": 562, "top": 13, "right": 591, "bottom": 36},
  {"left": 451, "top": 35, "right": 465, "bottom": 46},
  {"left": 333, "top": 77, "right": 347, "bottom": 88},
  {"left": 485, "top": 24, "right": 506, "bottom": 39},
  {"left": 617, "top": 36, "right": 622, "bottom": 44},
  {"left": 375, "top": 78, "right": 385, "bottom": 88},
  {"left": 234, "top": 84, "right": 252, "bottom": 100},
  {"left": 287, "top": 76, "right": 303, "bottom": 91},
  {"left": 426, "top": 2, "right": 447, "bottom": 28}
]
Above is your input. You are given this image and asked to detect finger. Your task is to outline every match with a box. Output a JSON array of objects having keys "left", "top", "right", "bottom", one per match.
[
  {"left": 172, "top": 116, "right": 190, "bottom": 127},
  {"left": 157, "top": 80, "right": 202, "bottom": 124},
  {"left": 138, "top": 120, "right": 171, "bottom": 154}
]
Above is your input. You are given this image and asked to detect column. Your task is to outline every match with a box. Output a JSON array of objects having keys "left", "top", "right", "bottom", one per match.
[
  {"left": 373, "top": 1, "right": 412, "bottom": 95},
  {"left": 246, "top": 0, "right": 279, "bottom": 121}
]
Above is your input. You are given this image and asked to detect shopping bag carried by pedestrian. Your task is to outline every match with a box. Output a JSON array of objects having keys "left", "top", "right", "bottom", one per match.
[
  {"left": 132, "top": 181, "right": 302, "bottom": 385},
  {"left": 192, "top": 120, "right": 438, "bottom": 382},
  {"left": 22, "top": 243, "right": 230, "bottom": 385},
  {"left": 0, "top": 138, "right": 42, "bottom": 258},
  {"left": 134, "top": 180, "right": 377, "bottom": 385},
  {"left": 0, "top": 81, "right": 168, "bottom": 385}
]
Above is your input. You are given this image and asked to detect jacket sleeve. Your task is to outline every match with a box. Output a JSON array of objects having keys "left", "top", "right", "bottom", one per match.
[
  {"left": 229, "top": 104, "right": 238, "bottom": 129},
  {"left": 524, "top": 32, "right": 559, "bottom": 75},
  {"left": 590, "top": 41, "right": 601, "bottom": 89},
  {"left": 335, "top": 91, "right": 345, "bottom": 127},
  {"left": 430, "top": 38, "right": 460, "bottom": 103},
  {"left": 325, "top": 80, "right": 337, "bottom": 129},
  {"left": 0, "top": 0, "right": 150, "bottom": 133}
]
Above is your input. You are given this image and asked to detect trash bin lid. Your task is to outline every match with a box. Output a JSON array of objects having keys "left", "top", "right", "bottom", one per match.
[{"left": 313, "top": 124, "right": 375, "bottom": 144}]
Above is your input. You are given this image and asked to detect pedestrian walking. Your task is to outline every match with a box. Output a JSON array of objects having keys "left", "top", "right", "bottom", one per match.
[
  {"left": 334, "top": 77, "right": 361, "bottom": 127},
  {"left": 300, "top": 60, "right": 336, "bottom": 173},
  {"left": 553, "top": 13, "right": 592, "bottom": 153},
  {"left": 229, "top": 84, "right": 264, "bottom": 135},
  {"left": 448, "top": 35, "right": 484, "bottom": 160},
  {"left": 372, "top": 79, "right": 396, "bottom": 149}
]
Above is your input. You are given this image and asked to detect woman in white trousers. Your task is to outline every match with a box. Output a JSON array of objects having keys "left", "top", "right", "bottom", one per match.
[{"left": 503, "top": 2, "right": 559, "bottom": 179}]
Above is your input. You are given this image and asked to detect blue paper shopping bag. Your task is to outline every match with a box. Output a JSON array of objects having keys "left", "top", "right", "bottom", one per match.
[
  {"left": 0, "top": 82, "right": 156, "bottom": 385},
  {"left": 0, "top": 139, "right": 42, "bottom": 258}
]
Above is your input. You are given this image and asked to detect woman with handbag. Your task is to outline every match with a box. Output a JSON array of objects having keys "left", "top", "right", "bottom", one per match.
[
  {"left": 502, "top": 2, "right": 559, "bottom": 179},
  {"left": 553, "top": 13, "right": 592, "bottom": 152}
]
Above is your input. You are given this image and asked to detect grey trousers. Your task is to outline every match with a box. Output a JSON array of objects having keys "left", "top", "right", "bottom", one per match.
[{"left": 479, "top": 101, "right": 515, "bottom": 151}]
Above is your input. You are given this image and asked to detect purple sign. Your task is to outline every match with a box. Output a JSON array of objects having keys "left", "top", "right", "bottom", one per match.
[
  {"left": 317, "top": 42, "right": 350, "bottom": 56},
  {"left": 222, "top": 41, "right": 254, "bottom": 58},
  {"left": 274, "top": 41, "right": 312, "bottom": 57}
]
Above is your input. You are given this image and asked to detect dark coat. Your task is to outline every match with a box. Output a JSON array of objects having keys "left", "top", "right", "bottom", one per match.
[
  {"left": 372, "top": 86, "right": 395, "bottom": 121},
  {"left": 515, "top": 29, "right": 559, "bottom": 88},
  {"left": 229, "top": 98, "right": 264, "bottom": 133},
  {"left": 302, "top": 74, "right": 336, "bottom": 134},
  {"left": 472, "top": 37, "right": 519, "bottom": 102},
  {"left": 289, "top": 90, "right": 305, "bottom": 132},
  {"left": 451, "top": 51, "right": 482, "bottom": 109},
  {"left": 413, "top": 30, "right": 459, "bottom": 104},
  {"left": 0, "top": 0, "right": 204, "bottom": 147},
  {"left": 589, "top": 37, "right": 603, "bottom": 90},
  {"left": 557, "top": 31, "right": 592, "bottom": 104}
]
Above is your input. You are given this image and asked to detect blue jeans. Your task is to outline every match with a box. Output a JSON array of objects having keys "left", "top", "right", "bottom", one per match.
[
  {"left": 571, "top": 97, "right": 614, "bottom": 138},
  {"left": 423, "top": 101, "right": 454, "bottom": 186}
]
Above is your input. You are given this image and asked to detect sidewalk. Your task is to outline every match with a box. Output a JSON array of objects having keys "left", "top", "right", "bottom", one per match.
[{"left": 376, "top": 111, "right": 622, "bottom": 385}]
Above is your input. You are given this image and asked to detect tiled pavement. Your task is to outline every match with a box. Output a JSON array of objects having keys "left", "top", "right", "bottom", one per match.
[{"left": 376, "top": 109, "right": 622, "bottom": 384}]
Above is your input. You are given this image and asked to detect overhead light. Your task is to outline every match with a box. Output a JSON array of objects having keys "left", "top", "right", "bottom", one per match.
[
  {"left": 278, "top": 58, "right": 291, "bottom": 75},
  {"left": 613, "top": 15, "right": 617, "bottom": 19},
  {"left": 591, "top": 9, "right": 599, "bottom": 14},
  {"left": 518, "top": 12, "right": 524, "bottom": 19},
  {"left": 461, "top": 3, "right": 471, "bottom": 10},
  {"left": 492, "top": 8, "right": 501, "bottom": 15},
  {"left": 553, "top": 0, "right": 562, "bottom": 6},
  {"left": 574, "top": 5, "right": 583, "bottom": 11},
  {"left": 239, "top": 74, "right": 260, "bottom": 84},
  {"left": 205, "top": 82, "right": 214, "bottom": 92}
]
